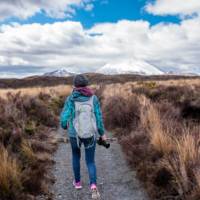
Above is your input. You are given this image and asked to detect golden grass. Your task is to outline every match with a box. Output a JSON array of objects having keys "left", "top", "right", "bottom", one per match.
[
  {"left": 161, "top": 156, "right": 189, "bottom": 196},
  {"left": 100, "top": 80, "right": 200, "bottom": 199},
  {"left": 0, "top": 147, "right": 21, "bottom": 194},
  {"left": 0, "top": 78, "right": 199, "bottom": 99},
  {"left": 21, "top": 139, "right": 36, "bottom": 162},
  {"left": 195, "top": 169, "right": 200, "bottom": 191},
  {"left": 140, "top": 100, "right": 174, "bottom": 155},
  {"left": 175, "top": 133, "right": 199, "bottom": 167},
  {"left": 100, "top": 78, "right": 200, "bottom": 105},
  {"left": 0, "top": 85, "right": 72, "bottom": 98},
  {"left": 151, "top": 78, "right": 200, "bottom": 87},
  {"left": 161, "top": 133, "right": 200, "bottom": 196}
]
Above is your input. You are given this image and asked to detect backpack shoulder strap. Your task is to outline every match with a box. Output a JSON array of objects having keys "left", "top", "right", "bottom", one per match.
[
  {"left": 89, "top": 95, "right": 94, "bottom": 103},
  {"left": 88, "top": 95, "right": 95, "bottom": 108}
]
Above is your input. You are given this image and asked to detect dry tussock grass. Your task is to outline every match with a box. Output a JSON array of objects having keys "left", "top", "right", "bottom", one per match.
[
  {"left": 175, "top": 133, "right": 199, "bottom": 168},
  {"left": 161, "top": 132, "right": 200, "bottom": 197},
  {"left": 195, "top": 169, "right": 200, "bottom": 192},
  {"left": 0, "top": 78, "right": 199, "bottom": 199},
  {"left": 100, "top": 78, "right": 200, "bottom": 98},
  {"left": 0, "top": 88, "right": 68, "bottom": 199},
  {"left": 141, "top": 101, "right": 174, "bottom": 155},
  {"left": 20, "top": 139, "right": 36, "bottom": 163},
  {"left": 0, "top": 85, "right": 72, "bottom": 99},
  {"left": 150, "top": 78, "right": 200, "bottom": 87},
  {"left": 0, "top": 147, "right": 22, "bottom": 198},
  {"left": 98, "top": 79, "right": 200, "bottom": 200}
]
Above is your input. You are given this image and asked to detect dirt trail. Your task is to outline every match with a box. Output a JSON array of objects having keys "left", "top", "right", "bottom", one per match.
[{"left": 51, "top": 128, "right": 148, "bottom": 200}]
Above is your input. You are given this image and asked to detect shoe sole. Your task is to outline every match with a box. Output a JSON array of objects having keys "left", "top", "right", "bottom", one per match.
[
  {"left": 75, "top": 186, "right": 82, "bottom": 189},
  {"left": 73, "top": 182, "right": 82, "bottom": 190}
]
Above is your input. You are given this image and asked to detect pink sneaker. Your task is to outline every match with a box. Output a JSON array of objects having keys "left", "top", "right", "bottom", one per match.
[
  {"left": 90, "top": 184, "right": 97, "bottom": 190},
  {"left": 73, "top": 181, "right": 82, "bottom": 189},
  {"left": 90, "top": 184, "right": 100, "bottom": 199}
]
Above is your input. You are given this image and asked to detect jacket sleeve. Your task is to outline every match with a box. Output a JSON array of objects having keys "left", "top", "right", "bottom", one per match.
[
  {"left": 60, "top": 96, "right": 73, "bottom": 129},
  {"left": 93, "top": 95, "right": 105, "bottom": 136}
]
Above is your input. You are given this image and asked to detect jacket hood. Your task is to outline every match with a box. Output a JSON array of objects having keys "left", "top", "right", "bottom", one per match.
[{"left": 70, "top": 90, "right": 91, "bottom": 102}]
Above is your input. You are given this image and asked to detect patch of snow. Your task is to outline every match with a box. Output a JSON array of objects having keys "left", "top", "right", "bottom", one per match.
[{"left": 97, "top": 60, "right": 164, "bottom": 75}]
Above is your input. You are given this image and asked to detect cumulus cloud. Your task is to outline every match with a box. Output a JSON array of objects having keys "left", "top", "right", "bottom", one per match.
[
  {"left": 146, "top": 0, "right": 200, "bottom": 17},
  {"left": 84, "top": 4, "right": 94, "bottom": 11},
  {"left": 0, "top": 18, "right": 200, "bottom": 77},
  {"left": 89, "top": 19, "right": 200, "bottom": 73},
  {"left": 0, "top": 0, "right": 94, "bottom": 21}
]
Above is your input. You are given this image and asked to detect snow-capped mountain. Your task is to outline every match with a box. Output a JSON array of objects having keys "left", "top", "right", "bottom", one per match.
[
  {"left": 43, "top": 69, "right": 76, "bottom": 77},
  {"left": 97, "top": 60, "right": 164, "bottom": 75}
]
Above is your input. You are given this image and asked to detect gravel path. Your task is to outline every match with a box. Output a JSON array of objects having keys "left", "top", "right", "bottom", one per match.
[{"left": 51, "top": 128, "right": 148, "bottom": 200}]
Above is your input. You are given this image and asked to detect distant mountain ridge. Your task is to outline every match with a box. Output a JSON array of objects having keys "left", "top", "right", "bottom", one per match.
[
  {"left": 42, "top": 64, "right": 199, "bottom": 77},
  {"left": 166, "top": 71, "right": 200, "bottom": 76},
  {"left": 0, "top": 73, "right": 199, "bottom": 89},
  {"left": 43, "top": 69, "right": 76, "bottom": 77}
]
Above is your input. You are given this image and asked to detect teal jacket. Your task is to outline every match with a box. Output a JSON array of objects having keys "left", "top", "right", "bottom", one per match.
[{"left": 60, "top": 91, "right": 105, "bottom": 138}]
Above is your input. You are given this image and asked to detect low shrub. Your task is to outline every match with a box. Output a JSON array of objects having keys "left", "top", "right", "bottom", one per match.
[
  {"left": 0, "top": 90, "right": 62, "bottom": 199},
  {"left": 103, "top": 94, "right": 140, "bottom": 130},
  {"left": 102, "top": 83, "right": 200, "bottom": 200}
]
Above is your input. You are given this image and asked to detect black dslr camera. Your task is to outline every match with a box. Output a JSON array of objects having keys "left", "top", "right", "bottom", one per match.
[{"left": 97, "top": 137, "right": 110, "bottom": 149}]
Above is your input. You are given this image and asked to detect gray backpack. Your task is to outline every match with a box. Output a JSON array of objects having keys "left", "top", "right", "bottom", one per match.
[{"left": 73, "top": 96, "right": 98, "bottom": 139}]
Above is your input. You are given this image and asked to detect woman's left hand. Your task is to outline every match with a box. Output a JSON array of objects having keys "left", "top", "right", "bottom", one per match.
[{"left": 101, "top": 134, "right": 107, "bottom": 141}]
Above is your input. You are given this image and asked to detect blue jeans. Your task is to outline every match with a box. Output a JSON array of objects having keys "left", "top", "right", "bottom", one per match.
[{"left": 69, "top": 137, "right": 97, "bottom": 185}]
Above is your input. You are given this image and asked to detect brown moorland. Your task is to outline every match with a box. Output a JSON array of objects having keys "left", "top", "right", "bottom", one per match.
[
  {"left": 0, "top": 75, "right": 199, "bottom": 200},
  {"left": 0, "top": 88, "right": 70, "bottom": 200},
  {"left": 100, "top": 78, "right": 200, "bottom": 200}
]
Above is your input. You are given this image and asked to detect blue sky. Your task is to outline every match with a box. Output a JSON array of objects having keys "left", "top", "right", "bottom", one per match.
[
  {"left": 0, "top": 0, "right": 200, "bottom": 77},
  {"left": 73, "top": 0, "right": 180, "bottom": 28},
  {"left": 1, "top": 0, "right": 180, "bottom": 28}
]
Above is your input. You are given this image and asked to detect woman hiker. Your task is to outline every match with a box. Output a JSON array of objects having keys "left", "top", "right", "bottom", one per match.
[{"left": 60, "top": 74, "right": 107, "bottom": 199}]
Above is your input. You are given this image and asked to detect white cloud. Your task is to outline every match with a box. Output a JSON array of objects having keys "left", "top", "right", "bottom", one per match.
[
  {"left": 100, "top": 0, "right": 109, "bottom": 5},
  {"left": 146, "top": 0, "right": 200, "bottom": 17},
  {"left": 0, "top": 18, "right": 200, "bottom": 77},
  {"left": 84, "top": 4, "right": 94, "bottom": 11},
  {"left": 0, "top": 0, "right": 94, "bottom": 21}
]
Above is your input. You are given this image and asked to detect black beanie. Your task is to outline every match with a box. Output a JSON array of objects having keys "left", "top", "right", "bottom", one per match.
[{"left": 73, "top": 74, "right": 89, "bottom": 87}]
